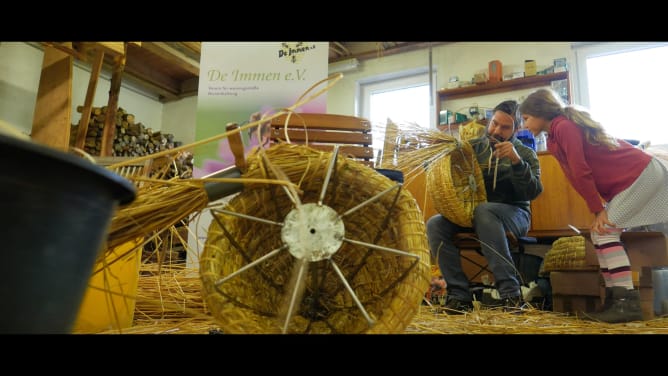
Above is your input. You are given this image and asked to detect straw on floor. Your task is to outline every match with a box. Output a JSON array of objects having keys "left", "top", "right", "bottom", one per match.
[{"left": 99, "top": 259, "right": 668, "bottom": 334}]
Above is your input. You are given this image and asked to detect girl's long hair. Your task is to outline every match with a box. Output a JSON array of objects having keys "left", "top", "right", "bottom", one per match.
[{"left": 519, "top": 88, "right": 618, "bottom": 149}]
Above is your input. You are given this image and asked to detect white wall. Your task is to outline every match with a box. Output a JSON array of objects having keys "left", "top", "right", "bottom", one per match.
[
  {"left": 0, "top": 42, "right": 163, "bottom": 138},
  {"left": 1, "top": 42, "right": 577, "bottom": 139},
  {"left": 433, "top": 42, "right": 574, "bottom": 116},
  {"left": 162, "top": 96, "right": 198, "bottom": 147},
  {"left": 0, "top": 42, "right": 44, "bottom": 135},
  {"left": 326, "top": 42, "right": 575, "bottom": 118}
]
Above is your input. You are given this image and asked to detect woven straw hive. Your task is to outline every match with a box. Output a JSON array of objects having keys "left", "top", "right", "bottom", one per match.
[
  {"left": 426, "top": 140, "right": 486, "bottom": 228},
  {"left": 199, "top": 144, "right": 431, "bottom": 334}
]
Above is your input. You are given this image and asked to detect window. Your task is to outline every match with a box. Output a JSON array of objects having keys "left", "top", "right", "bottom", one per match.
[
  {"left": 357, "top": 68, "right": 436, "bottom": 164},
  {"left": 575, "top": 42, "right": 668, "bottom": 145}
]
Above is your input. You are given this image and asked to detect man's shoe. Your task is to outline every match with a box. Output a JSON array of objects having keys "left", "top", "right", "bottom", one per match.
[
  {"left": 501, "top": 295, "right": 526, "bottom": 313},
  {"left": 443, "top": 296, "right": 473, "bottom": 315},
  {"left": 481, "top": 294, "right": 525, "bottom": 312}
]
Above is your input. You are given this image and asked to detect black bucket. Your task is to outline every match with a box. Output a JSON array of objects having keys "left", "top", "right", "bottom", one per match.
[{"left": 0, "top": 134, "right": 135, "bottom": 333}]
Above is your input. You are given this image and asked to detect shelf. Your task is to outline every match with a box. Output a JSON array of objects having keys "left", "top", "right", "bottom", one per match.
[{"left": 437, "top": 71, "right": 569, "bottom": 101}]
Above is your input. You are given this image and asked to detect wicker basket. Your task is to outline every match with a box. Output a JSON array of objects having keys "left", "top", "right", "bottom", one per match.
[
  {"left": 199, "top": 144, "right": 430, "bottom": 334},
  {"left": 426, "top": 140, "right": 486, "bottom": 228}
]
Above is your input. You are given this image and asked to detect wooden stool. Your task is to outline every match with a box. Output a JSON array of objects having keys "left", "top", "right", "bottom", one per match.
[{"left": 454, "top": 232, "right": 537, "bottom": 284}]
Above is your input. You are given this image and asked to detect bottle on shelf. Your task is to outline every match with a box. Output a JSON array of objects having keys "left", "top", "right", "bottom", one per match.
[{"left": 535, "top": 131, "right": 547, "bottom": 152}]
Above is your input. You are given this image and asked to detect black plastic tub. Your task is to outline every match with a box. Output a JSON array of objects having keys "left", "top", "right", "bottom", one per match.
[{"left": 0, "top": 134, "right": 136, "bottom": 334}]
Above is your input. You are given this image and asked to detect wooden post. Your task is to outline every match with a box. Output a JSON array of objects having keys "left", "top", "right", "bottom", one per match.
[
  {"left": 74, "top": 50, "right": 105, "bottom": 150},
  {"left": 100, "top": 43, "right": 127, "bottom": 156},
  {"left": 31, "top": 44, "right": 73, "bottom": 151},
  {"left": 226, "top": 123, "right": 247, "bottom": 171}
]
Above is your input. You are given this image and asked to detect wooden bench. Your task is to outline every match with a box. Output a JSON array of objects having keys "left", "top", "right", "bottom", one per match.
[{"left": 270, "top": 113, "right": 374, "bottom": 167}]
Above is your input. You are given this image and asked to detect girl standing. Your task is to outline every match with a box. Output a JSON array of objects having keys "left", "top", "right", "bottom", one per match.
[{"left": 519, "top": 88, "right": 668, "bottom": 323}]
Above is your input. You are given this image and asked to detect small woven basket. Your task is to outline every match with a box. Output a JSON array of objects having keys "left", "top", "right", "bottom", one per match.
[
  {"left": 426, "top": 140, "right": 486, "bottom": 228},
  {"left": 199, "top": 144, "right": 430, "bottom": 334}
]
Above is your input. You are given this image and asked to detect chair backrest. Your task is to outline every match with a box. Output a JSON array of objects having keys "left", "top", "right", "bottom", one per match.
[{"left": 269, "top": 113, "right": 374, "bottom": 167}]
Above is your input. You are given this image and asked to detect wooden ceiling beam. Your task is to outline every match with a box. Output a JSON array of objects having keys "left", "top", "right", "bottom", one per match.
[
  {"left": 123, "top": 56, "right": 182, "bottom": 96},
  {"left": 163, "top": 42, "right": 201, "bottom": 61},
  {"left": 179, "top": 77, "right": 200, "bottom": 98},
  {"left": 328, "top": 42, "right": 452, "bottom": 63},
  {"left": 140, "top": 42, "right": 200, "bottom": 76},
  {"left": 180, "top": 42, "right": 201, "bottom": 55}
]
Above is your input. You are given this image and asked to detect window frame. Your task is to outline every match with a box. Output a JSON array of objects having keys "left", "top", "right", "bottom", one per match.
[
  {"left": 573, "top": 42, "right": 668, "bottom": 144},
  {"left": 356, "top": 67, "right": 437, "bottom": 129},
  {"left": 574, "top": 42, "right": 668, "bottom": 107}
]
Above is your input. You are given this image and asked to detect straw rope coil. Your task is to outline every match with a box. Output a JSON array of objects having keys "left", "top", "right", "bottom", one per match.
[
  {"left": 199, "top": 143, "right": 431, "bottom": 334},
  {"left": 542, "top": 235, "right": 594, "bottom": 272}
]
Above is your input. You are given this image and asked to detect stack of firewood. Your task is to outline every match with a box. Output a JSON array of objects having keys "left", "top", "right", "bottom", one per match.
[{"left": 70, "top": 106, "right": 182, "bottom": 157}]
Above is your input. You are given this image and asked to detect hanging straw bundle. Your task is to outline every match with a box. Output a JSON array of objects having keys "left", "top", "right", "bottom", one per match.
[
  {"left": 199, "top": 143, "right": 431, "bottom": 334},
  {"left": 391, "top": 123, "right": 486, "bottom": 228}
]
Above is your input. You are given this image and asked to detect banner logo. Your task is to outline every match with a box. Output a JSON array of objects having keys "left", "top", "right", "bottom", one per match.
[{"left": 278, "top": 42, "right": 316, "bottom": 63}]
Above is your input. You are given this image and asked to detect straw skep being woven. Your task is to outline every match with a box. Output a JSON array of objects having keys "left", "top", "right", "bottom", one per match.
[
  {"left": 426, "top": 140, "right": 486, "bottom": 228},
  {"left": 391, "top": 124, "right": 486, "bottom": 228},
  {"left": 199, "top": 143, "right": 431, "bottom": 334}
]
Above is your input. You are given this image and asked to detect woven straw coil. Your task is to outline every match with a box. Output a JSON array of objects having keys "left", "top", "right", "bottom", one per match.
[
  {"left": 426, "top": 140, "right": 486, "bottom": 228},
  {"left": 542, "top": 235, "right": 594, "bottom": 272},
  {"left": 199, "top": 144, "right": 430, "bottom": 334}
]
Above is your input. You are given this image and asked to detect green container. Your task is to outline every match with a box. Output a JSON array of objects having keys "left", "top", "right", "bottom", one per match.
[{"left": 454, "top": 113, "right": 469, "bottom": 123}]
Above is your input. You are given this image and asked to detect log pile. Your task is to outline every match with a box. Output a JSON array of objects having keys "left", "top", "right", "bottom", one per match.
[{"left": 70, "top": 106, "right": 182, "bottom": 157}]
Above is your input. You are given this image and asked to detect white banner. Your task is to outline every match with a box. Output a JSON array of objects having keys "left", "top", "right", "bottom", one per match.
[{"left": 193, "top": 42, "right": 328, "bottom": 177}]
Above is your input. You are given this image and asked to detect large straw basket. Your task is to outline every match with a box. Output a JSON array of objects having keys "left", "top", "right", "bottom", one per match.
[
  {"left": 199, "top": 143, "right": 430, "bottom": 334},
  {"left": 426, "top": 140, "right": 486, "bottom": 228}
]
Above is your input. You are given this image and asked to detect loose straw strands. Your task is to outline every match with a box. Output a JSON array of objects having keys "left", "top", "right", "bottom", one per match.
[
  {"left": 106, "top": 178, "right": 209, "bottom": 253},
  {"left": 101, "top": 74, "right": 343, "bottom": 264},
  {"left": 100, "top": 259, "right": 668, "bottom": 334},
  {"left": 91, "top": 233, "right": 668, "bottom": 335},
  {"left": 387, "top": 122, "right": 486, "bottom": 228},
  {"left": 106, "top": 174, "right": 300, "bottom": 255},
  {"left": 97, "top": 263, "right": 221, "bottom": 334},
  {"left": 389, "top": 123, "right": 461, "bottom": 187},
  {"left": 133, "top": 264, "right": 208, "bottom": 322},
  {"left": 106, "top": 73, "right": 344, "bottom": 171},
  {"left": 406, "top": 305, "right": 668, "bottom": 334}
]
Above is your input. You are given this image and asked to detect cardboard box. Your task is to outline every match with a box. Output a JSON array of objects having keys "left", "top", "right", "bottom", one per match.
[{"left": 524, "top": 60, "right": 537, "bottom": 76}]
